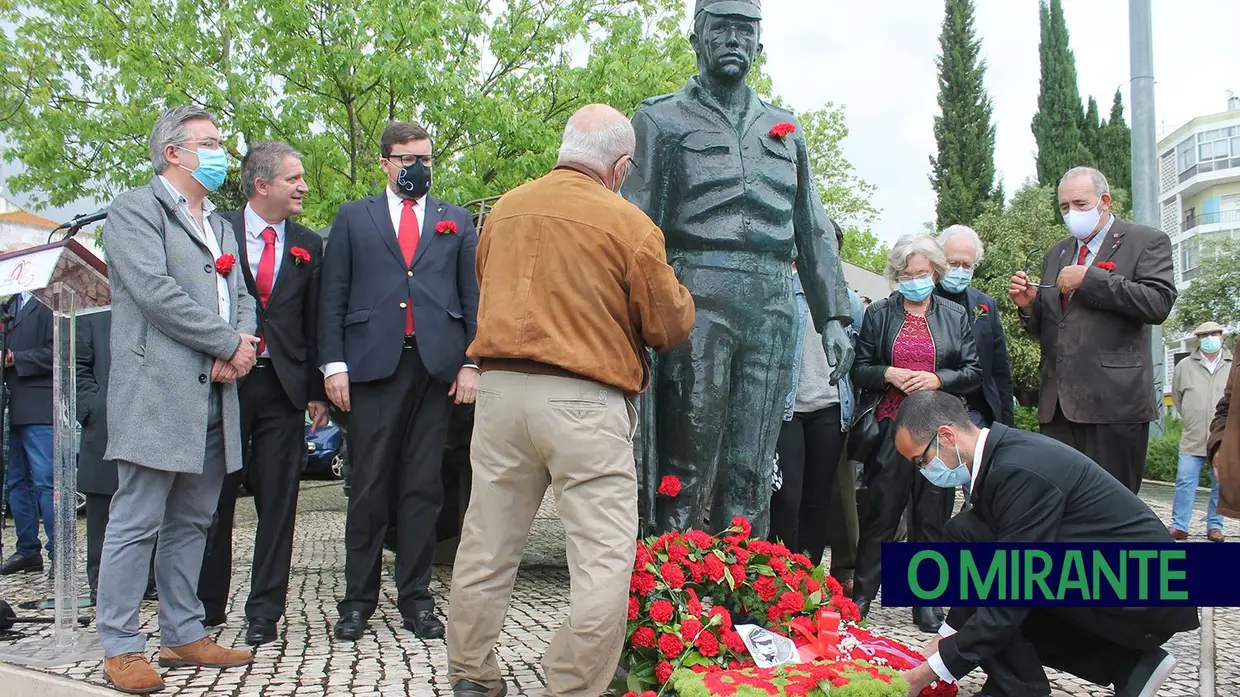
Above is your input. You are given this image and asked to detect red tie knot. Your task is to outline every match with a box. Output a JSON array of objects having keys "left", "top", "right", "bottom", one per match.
[
  {"left": 403, "top": 199, "right": 416, "bottom": 211},
  {"left": 261, "top": 226, "right": 277, "bottom": 245}
]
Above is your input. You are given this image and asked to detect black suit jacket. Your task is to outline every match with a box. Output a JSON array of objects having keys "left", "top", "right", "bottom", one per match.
[
  {"left": 1021, "top": 217, "right": 1176, "bottom": 424},
  {"left": 222, "top": 210, "right": 325, "bottom": 409},
  {"left": 3, "top": 295, "right": 53, "bottom": 425},
  {"left": 318, "top": 193, "right": 479, "bottom": 384},
  {"left": 76, "top": 310, "right": 115, "bottom": 495},
  {"left": 935, "top": 287, "right": 1014, "bottom": 425},
  {"left": 938, "top": 424, "right": 1200, "bottom": 678}
]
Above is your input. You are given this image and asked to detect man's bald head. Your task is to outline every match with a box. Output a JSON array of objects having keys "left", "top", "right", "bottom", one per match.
[{"left": 557, "top": 104, "right": 636, "bottom": 191}]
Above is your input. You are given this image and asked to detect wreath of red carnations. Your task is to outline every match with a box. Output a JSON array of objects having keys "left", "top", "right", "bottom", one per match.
[
  {"left": 769, "top": 122, "right": 796, "bottom": 139},
  {"left": 215, "top": 254, "right": 236, "bottom": 276},
  {"left": 290, "top": 246, "right": 311, "bottom": 265},
  {"left": 436, "top": 220, "right": 458, "bottom": 235}
]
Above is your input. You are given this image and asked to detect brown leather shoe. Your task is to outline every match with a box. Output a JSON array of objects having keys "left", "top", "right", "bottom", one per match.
[
  {"left": 1168, "top": 527, "right": 1189, "bottom": 541},
  {"left": 1208, "top": 529, "right": 1225, "bottom": 542},
  {"left": 158, "top": 636, "right": 253, "bottom": 669},
  {"left": 103, "top": 652, "right": 165, "bottom": 694}
]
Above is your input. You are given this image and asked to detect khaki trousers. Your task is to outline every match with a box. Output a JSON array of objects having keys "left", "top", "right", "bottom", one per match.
[{"left": 447, "top": 371, "right": 638, "bottom": 697}]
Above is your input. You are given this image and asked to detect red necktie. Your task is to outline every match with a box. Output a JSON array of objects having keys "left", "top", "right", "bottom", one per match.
[
  {"left": 255, "top": 226, "right": 277, "bottom": 353},
  {"left": 1061, "top": 244, "right": 1090, "bottom": 311},
  {"left": 398, "top": 199, "right": 420, "bottom": 335}
]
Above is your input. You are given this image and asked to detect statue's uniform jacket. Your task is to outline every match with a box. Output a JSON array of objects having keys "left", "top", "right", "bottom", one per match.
[{"left": 623, "top": 77, "right": 853, "bottom": 537}]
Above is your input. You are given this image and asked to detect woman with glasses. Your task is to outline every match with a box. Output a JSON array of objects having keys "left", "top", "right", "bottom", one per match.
[{"left": 848, "top": 234, "right": 981, "bottom": 632}]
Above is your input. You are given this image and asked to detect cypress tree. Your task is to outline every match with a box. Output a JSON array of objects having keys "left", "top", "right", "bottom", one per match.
[
  {"left": 929, "top": 0, "right": 998, "bottom": 230},
  {"left": 1031, "top": 0, "right": 1092, "bottom": 187},
  {"left": 1096, "top": 89, "right": 1133, "bottom": 192},
  {"left": 1082, "top": 96, "right": 1101, "bottom": 164}
]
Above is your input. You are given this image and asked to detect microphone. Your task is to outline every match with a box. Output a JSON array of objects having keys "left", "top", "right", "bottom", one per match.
[{"left": 49, "top": 208, "right": 108, "bottom": 243}]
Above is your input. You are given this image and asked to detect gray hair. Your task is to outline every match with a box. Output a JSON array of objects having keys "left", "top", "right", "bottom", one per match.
[
  {"left": 884, "top": 233, "right": 949, "bottom": 283},
  {"left": 149, "top": 105, "right": 218, "bottom": 174},
  {"left": 1059, "top": 166, "right": 1111, "bottom": 196},
  {"left": 893, "top": 391, "right": 975, "bottom": 445},
  {"left": 557, "top": 104, "right": 635, "bottom": 175},
  {"left": 240, "top": 141, "right": 302, "bottom": 199},
  {"left": 938, "top": 224, "right": 985, "bottom": 264}
]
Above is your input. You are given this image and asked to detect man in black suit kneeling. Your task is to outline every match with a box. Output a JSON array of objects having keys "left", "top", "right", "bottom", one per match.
[{"left": 890, "top": 391, "right": 1198, "bottom": 697}]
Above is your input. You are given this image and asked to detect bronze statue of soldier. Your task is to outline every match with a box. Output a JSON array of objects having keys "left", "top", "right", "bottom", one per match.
[{"left": 623, "top": 0, "right": 854, "bottom": 538}]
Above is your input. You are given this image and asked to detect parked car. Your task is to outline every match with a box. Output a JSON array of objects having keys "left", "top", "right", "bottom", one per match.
[{"left": 303, "top": 412, "right": 345, "bottom": 480}]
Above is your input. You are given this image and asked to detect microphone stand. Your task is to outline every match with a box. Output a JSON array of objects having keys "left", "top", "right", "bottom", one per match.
[{"left": 0, "top": 297, "right": 15, "bottom": 563}]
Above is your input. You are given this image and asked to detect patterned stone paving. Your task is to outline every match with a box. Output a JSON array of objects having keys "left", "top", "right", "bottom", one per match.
[{"left": 0, "top": 479, "right": 1235, "bottom": 696}]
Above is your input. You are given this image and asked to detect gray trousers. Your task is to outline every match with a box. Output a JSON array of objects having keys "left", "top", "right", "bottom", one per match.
[{"left": 96, "top": 392, "right": 227, "bottom": 657}]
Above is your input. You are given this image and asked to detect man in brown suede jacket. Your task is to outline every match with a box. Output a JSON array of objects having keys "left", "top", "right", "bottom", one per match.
[
  {"left": 445, "top": 103, "right": 694, "bottom": 697},
  {"left": 1206, "top": 359, "right": 1240, "bottom": 520}
]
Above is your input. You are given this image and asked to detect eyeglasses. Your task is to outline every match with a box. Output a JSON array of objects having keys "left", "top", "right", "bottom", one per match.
[
  {"left": 386, "top": 153, "right": 433, "bottom": 167},
  {"left": 1022, "top": 247, "right": 1064, "bottom": 289},
  {"left": 897, "top": 272, "right": 933, "bottom": 283},
  {"left": 947, "top": 260, "right": 975, "bottom": 271},
  {"left": 181, "top": 138, "right": 223, "bottom": 150},
  {"left": 913, "top": 435, "right": 939, "bottom": 468}
]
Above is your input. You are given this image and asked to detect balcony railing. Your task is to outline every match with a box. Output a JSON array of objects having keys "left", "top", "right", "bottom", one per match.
[{"left": 1184, "top": 209, "right": 1240, "bottom": 231}]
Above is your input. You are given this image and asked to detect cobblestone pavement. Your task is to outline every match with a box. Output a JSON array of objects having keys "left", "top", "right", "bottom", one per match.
[{"left": 0, "top": 480, "right": 1235, "bottom": 696}]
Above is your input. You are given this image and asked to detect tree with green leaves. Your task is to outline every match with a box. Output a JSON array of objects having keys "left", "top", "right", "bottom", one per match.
[
  {"left": 929, "top": 0, "right": 997, "bottom": 231},
  {"left": 1082, "top": 96, "right": 1102, "bottom": 160},
  {"left": 1168, "top": 238, "right": 1240, "bottom": 338},
  {"left": 1095, "top": 89, "right": 1132, "bottom": 193},
  {"left": 1031, "top": 0, "right": 1093, "bottom": 187}
]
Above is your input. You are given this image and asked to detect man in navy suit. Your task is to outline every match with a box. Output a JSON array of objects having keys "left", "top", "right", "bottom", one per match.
[
  {"left": 935, "top": 225, "right": 1014, "bottom": 428},
  {"left": 0, "top": 291, "right": 54, "bottom": 575},
  {"left": 319, "top": 121, "right": 479, "bottom": 641}
]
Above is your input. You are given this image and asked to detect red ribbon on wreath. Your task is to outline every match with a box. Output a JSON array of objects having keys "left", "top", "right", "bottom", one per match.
[{"left": 791, "top": 607, "right": 842, "bottom": 662}]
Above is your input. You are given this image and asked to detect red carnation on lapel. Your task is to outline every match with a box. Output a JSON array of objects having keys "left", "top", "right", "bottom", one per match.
[
  {"left": 215, "top": 254, "right": 236, "bottom": 276},
  {"left": 436, "top": 220, "right": 458, "bottom": 235},
  {"left": 1097, "top": 261, "right": 1116, "bottom": 271},
  {"left": 290, "top": 246, "right": 311, "bottom": 265},
  {"left": 770, "top": 122, "right": 796, "bottom": 139}
]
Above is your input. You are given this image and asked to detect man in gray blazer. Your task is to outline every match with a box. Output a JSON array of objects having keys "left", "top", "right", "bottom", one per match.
[
  {"left": 1010, "top": 166, "right": 1177, "bottom": 494},
  {"left": 96, "top": 105, "right": 258, "bottom": 694}
]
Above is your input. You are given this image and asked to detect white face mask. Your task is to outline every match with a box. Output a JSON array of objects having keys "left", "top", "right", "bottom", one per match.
[{"left": 1063, "top": 201, "right": 1102, "bottom": 241}]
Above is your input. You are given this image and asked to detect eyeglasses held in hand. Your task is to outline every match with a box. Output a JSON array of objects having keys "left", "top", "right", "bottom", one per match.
[{"left": 1022, "top": 247, "right": 1064, "bottom": 289}]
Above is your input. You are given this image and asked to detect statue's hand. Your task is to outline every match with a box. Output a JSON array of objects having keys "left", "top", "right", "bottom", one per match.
[{"left": 822, "top": 320, "right": 855, "bottom": 386}]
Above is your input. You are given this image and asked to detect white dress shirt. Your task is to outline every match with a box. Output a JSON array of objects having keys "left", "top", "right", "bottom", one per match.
[
  {"left": 928, "top": 427, "right": 989, "bottom": 684},
  {"left": 159, "top": 176, "right": 230, "bottom": 322},
  {"left": 245, "top": 204, "right": 287, "bottom": 358},
  {"left": 321, "top": 187, "right": 425, "bottom": 379}
]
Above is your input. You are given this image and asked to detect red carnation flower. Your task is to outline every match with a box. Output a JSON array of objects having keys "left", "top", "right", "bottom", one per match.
[
  {"left": 835, "top": 596, "right": 861, "bottom": 622},
  {"left": 667, "top": 544, "right": 690, "bottom": 563},
  {"left": 685, "top": 529, "right": 714, "bottom": 549},
  {"left": 824, "top": 576, "right": 844, "bottom": 597},
  {"left": 710, "top": 606, "right": 733, "bottom": 631},
  {"left": 655, "top": 660, "right": 675, "bottom": 684},
  {"left": 681, "top": 617, "right": 703, "bottom": 639},
  {"left": 695, "top": 630, "right": 721, "bottom": 657},
  {"left": 770, "top": 557, "right": 788, "bottom": 575},
  {"left": 778, "top": 591, "right": 805, "bottom": 614},
  {"left": 704, "top": 555, "right": 727, "bottom": 582},
  {"left": 649, "top": 599, "right": 675, "bottom": 624},
  {"left": 769, "top": 122, "right": 796, "bottom": 139},
  {"left": 722, "top": 629, "right": 747, "bottom": 654},
  {"left": 978, "top": 303, "right": 990, "bottom": 313},
  {"left": 290, "top": 246, "right": 311, "bottom": 265},
  {"left": 1098, "top": 261, "right": 1116, "bottom": 271},
  {"left": 789, "top": 553, "right": 813, "bottom": 569},
  {"left": 658, "top": 633, "right": 684, "bottom": 659},
  {"left": 631, "top": 626, "right": 656, "bottom": 648},
  {"left": 729, "top": 564, "right": 747, "bottom": 585},
  {"left": 747, "top": 540, "right": 774, "bottom": 556},
  {"left": 660, "top": 562, "right": 686, "bottom": 589},
  {"left": 630, "top": 571, "right": 656, "bottom": 596},
  {"left": 731, "top": 546, "right": 751, "bottom": 565},
  {"left": 767, "top": 604, "right": 788, "bottom": 623},
  {"left": 658, "top": 475, "right": 682, "bottom": 497},
  {"left": 685, "top": 559, "right": 707, "bottom": 583},
  {"left": 686, "top": 588, "right": 703, "bottom": 616},
  {"left": 627, "top": 596, "right": 640, "bottom": 621},
  {"left": 804, "top": 578, "right": 821, "bottom": 594},
  {"left": 634, "top": 545, "right": 655, "bottom": 571},
  {"left": 436, "top": 220, "right": 458, "bottom": 235},
  {"left": 731, "top": 517, "right": 753, "bottom": 539},
  {"left": 215, "top": 253, "right": 236, "bottom": 276},
  {"left": 754, "top": 576, "right": 778, "bottom": 602},
  {"left": 771, "top": 543, "right": 791, "bottom": 558}
]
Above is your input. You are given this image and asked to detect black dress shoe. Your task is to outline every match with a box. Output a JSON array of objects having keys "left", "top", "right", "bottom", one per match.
[
  {"left": 0, "top": 553, "right": 43, "bottom": 575},
  {"left": 404, "top": 609, "right": 445, "bottom": 639},
  {"left": 143, "top": 587, "right": 159, "bottom": 601},
  {"left": 913, "top": 607, "right": 943, "bottom": 633},
  {"left": 246, "top": 617, "right": 278, "bottom": 646},
  {"left": 334, "top": 611, "right": 368, "bottom": 641},
  {"left": 453, "top": 679, "right": 508, "bottom": 697},
  {"left": 203, "top": 613, "right": 227, "bottom": 628}
]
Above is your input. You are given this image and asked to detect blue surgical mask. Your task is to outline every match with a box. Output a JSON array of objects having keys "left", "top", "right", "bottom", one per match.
[
  {"left": 940, "top": 267, "right": 973, "bottom": 294},
  {"left": 1201, "top": 336, "right": 1223, "bottom": 355},
  {"left": 899, "top": 275, "right": 935, "bottom": 302},
  {"left": 920, "top": 435, "right": 972, "bottom": 489},
  {"left": 177, "top": 145, "right": 229, "bottom": 191}
]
